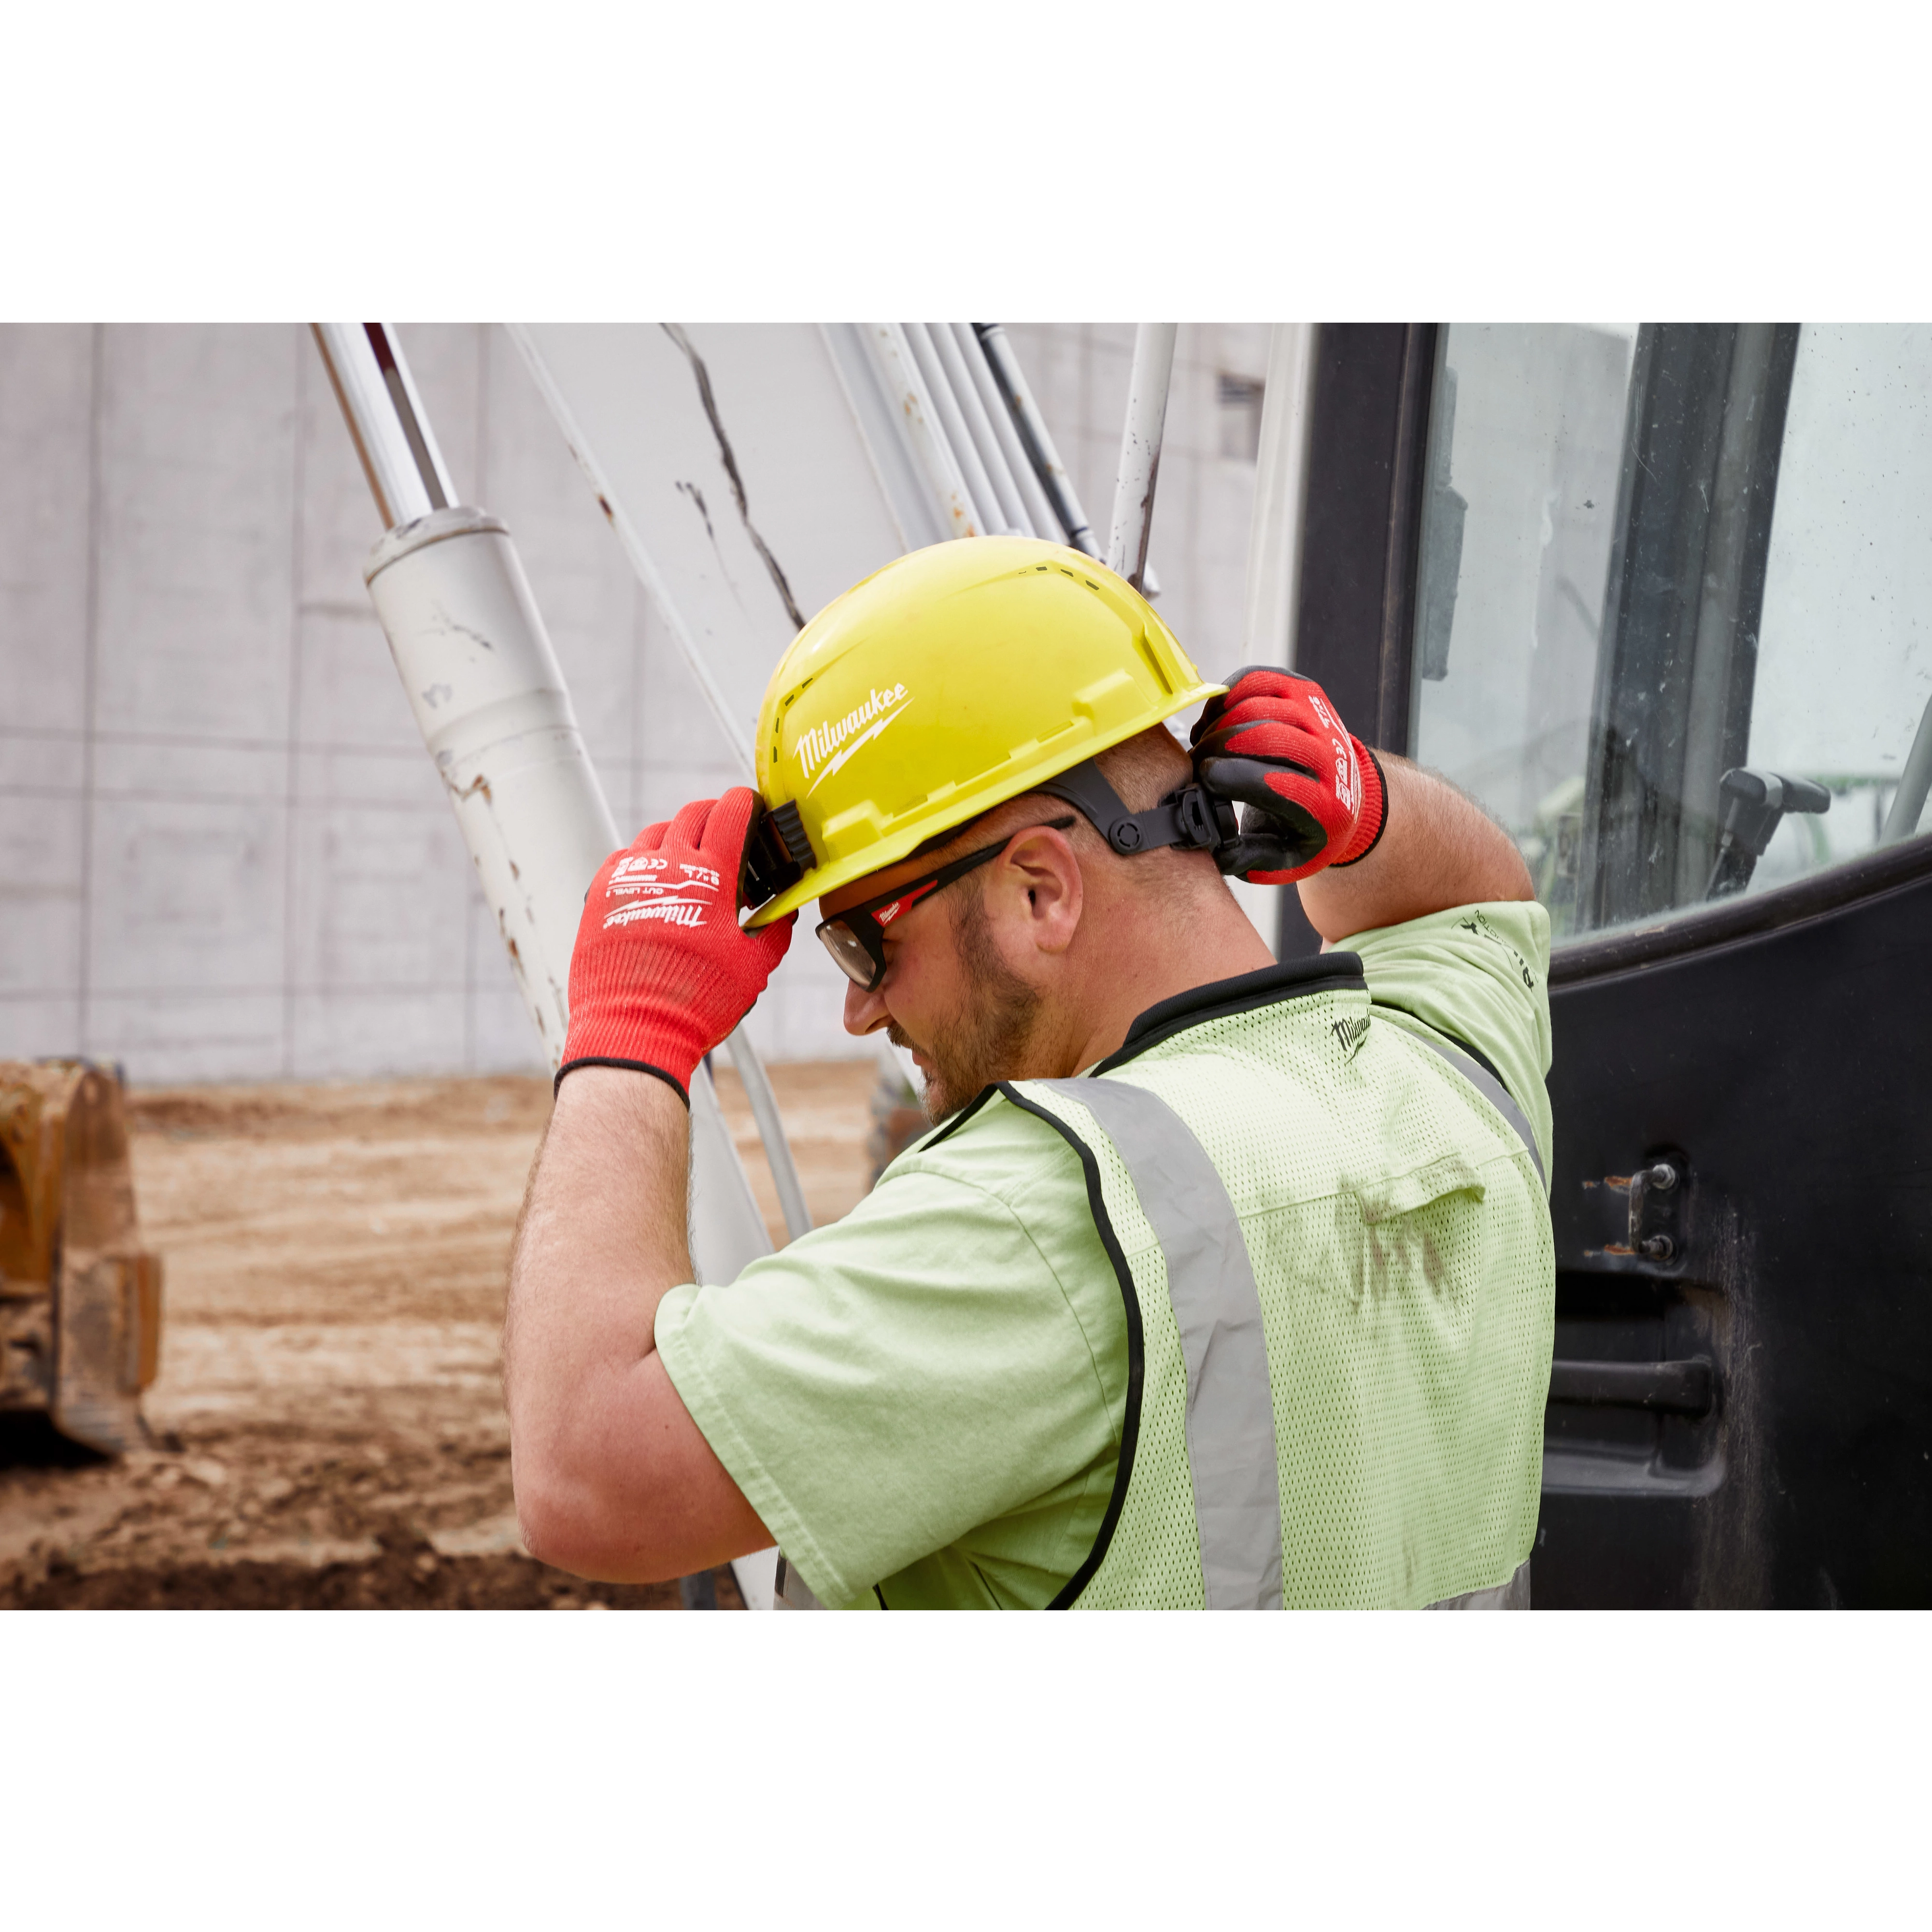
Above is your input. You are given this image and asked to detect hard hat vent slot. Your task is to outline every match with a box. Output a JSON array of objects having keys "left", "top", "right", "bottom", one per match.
[{"left": 1134, "top": 633, "right": 1175, "bottom": 696}]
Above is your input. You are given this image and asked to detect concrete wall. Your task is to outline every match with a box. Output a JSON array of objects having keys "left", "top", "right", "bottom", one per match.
[{"left": 0, "top": 323, "right": 1269, "bottom": 1082}]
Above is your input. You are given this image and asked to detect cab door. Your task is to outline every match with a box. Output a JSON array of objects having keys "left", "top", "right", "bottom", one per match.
[{"left": 1292, "top": 323, "right": 1932, "bottom": 1605}]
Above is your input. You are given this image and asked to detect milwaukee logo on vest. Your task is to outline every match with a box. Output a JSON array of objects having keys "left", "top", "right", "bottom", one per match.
[
  {"left": 1331, "top": 1014, "right": 1370, "bottom": 1056},
  {"left": 800, "top": 684, "right": 911, "bottom": 795}
]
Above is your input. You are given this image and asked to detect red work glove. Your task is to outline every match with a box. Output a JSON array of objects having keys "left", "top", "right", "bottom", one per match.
[
  {"left": 557, "top": 788, "right": 794, "bottom": 1101},
  {"left": 1190, "top": 667, "right": 1388, "bottom": 884}
]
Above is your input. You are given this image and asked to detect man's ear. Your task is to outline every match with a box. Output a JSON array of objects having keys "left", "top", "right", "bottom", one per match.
[{"left": 990, "top": 825, "right": 1084, "bottom": 955}]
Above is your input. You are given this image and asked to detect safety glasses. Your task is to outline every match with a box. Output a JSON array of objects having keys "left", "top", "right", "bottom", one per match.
[{"left": 814, "top": 818, "right": 1076, "bottom": 991}]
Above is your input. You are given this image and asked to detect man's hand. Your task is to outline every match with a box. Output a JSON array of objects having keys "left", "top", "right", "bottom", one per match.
[
  {"left": 560, "top": 788, "right": 794, "bottom": 1099},
  {"left": 1192, "top": 668, "right": 1529, "bottom": 938},
  {"left": 1191, "top": 667, "right": 1387, "bottom": 883}
]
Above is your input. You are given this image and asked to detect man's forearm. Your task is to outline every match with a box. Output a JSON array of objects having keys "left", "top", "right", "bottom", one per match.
[
  {"left": 506, "top": 1066, "right": 691, "bottom": 1386},
  {"left": 1296, "top": 754, "right": 1533, "bottom": 943},
  {"left": 503, "top": 1067, "right": 774, "bottom": 1580}
]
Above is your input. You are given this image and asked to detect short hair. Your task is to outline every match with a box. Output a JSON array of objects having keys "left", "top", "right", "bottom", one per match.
[{"left": 1094, "top": 724, "right": 1192, "bottom": 812}]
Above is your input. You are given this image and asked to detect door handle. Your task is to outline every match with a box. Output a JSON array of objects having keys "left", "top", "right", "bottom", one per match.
[{"left": 1548, "top": 1357, "right": 1714, "bottom": 1417}]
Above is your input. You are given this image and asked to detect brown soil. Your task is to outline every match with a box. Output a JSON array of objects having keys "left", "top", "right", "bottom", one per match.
[{"left": 0, "top": 1060, "right": 881, "bottom": 1611}]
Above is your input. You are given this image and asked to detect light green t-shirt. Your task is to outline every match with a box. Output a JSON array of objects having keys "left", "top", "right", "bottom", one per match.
[
  {"left": 1348, "top": 902, "right": 1554, "bottom": 1180},
  {"left": 654, "top": 899, "right": 1553, "bottom": 1610}
]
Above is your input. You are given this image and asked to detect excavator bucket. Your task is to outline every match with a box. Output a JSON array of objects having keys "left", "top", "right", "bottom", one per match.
[{"left": 0, "top": 1061, "right": 162, "bottom": 1455}]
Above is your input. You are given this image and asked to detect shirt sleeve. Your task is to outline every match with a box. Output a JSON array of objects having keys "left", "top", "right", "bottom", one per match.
[
  {"left": 1344, "top": 900, "right": 1555, "bottom": 1176},
  {"left": 653, "top": 1120, "right": 1120, "bottom": 1608}
]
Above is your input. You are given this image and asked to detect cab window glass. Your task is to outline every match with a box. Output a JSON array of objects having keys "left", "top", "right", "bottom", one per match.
[{"left": 1411, "top": 324, "right": 1932, "bottom": 939}]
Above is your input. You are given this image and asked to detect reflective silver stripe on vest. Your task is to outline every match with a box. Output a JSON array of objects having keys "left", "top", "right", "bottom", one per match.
[
  {"left": 1400, "top": 1032, "right": 1546, "bottom": 1191},
  {"left": 1038, "top": 1076, "right": 1284, "bottom": 1611}
]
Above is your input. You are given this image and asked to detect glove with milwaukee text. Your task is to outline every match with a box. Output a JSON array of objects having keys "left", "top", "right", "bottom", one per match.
[
  {"left": 1190, "top": 667, "right": 1388, "bottom": 884},
  {"left": 557, "top": 788, "right": 795, "bottom": 1101}
]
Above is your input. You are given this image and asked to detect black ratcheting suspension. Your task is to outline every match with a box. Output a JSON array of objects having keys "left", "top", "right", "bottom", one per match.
[{"left": 1034, "top": 758, "right": 1239, "bottom": 860}]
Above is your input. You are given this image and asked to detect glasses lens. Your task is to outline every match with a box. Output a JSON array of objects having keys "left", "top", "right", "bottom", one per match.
[{"left": 817, "top": 919, "right": 879, "bottom": 989}]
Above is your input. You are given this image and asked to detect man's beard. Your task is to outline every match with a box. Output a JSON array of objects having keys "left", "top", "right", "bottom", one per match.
[{"left": 892, "top": 886, "right": 1043, "bottom": 1123}]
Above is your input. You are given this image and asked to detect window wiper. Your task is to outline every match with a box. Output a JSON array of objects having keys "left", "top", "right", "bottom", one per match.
[{"left": 1705, "top": 767, "right": 1832, "bottom": 900}]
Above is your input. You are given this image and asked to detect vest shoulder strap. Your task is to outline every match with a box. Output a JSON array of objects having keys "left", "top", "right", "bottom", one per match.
[{"left": 1386, "top": 1025, "right": 1547, "bottom": 1190}]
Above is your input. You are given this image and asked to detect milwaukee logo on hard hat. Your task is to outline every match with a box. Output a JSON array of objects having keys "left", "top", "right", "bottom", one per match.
[{"left": 799, "top": 683, "right": 912, "bottom": 795}]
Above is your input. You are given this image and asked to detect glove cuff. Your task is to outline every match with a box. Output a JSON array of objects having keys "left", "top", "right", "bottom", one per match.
[
  {"left": 554, "top": 1057, "right": 692, "bottom": 1105},
  {"left": 558, "top": 990, "right": 710, "bottom": 1099},
  {"left": 1332, "top": 743, "right": 1388, "bottom": 867}
]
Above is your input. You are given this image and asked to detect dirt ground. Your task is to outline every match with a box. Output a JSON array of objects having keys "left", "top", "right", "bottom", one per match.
[{"left": 0, "top": 1060, "right": 884, "bottom": 1610}]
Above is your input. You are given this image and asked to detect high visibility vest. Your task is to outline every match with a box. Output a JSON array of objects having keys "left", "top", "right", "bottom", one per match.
[{"left": 1002, "top": 962, "right": 1553, "bottom": 1610}]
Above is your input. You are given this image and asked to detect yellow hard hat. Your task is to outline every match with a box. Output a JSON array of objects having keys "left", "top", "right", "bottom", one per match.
[{"left": 743, "top": 536, "right": 1225, "bottom": 924}]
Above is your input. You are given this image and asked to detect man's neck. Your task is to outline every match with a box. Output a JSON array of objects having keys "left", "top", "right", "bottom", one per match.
[{"left": 1053, "top": 882, "right": 1277, "bottom": 1076}]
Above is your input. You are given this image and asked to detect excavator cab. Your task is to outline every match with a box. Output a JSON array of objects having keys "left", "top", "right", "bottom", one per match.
[{"left": 1289, "top": 323, "right": 1932, "bottom": 1605}]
